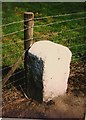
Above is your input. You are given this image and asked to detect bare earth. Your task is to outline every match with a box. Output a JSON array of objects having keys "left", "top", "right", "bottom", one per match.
[{"left": 2, "top": 61, "right": 85, "bottom": 119}]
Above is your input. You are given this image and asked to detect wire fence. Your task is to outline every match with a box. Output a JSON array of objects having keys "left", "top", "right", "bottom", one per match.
[
  {"left": 2, "top": 16, "right": 86, "bottom": 37},
  {"left": 2, "top": 26, "right": 86, "bottom": 48},
  {"left": 1, "top": 11, "right": 86, "bottom": 28},
  {"left": 2, "top": 11, "right": 86, "bottom": 115}
]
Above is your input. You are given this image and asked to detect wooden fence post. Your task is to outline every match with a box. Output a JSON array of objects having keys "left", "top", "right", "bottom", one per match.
[
  {"left": 24, "top": 12, "right": 34, "bottom": 94},
  {"left": 24, "top": 12, "right": 34, "bottom": 49}
]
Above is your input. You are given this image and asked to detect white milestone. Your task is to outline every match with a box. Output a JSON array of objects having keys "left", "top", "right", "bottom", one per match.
[{"left": 28, "top": 40, "right": 72, "bottom": 102}]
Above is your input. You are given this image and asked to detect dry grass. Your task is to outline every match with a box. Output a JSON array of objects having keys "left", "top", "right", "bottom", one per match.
[{"left": 2, "top": 61, "right": 85, "bottom": 119}]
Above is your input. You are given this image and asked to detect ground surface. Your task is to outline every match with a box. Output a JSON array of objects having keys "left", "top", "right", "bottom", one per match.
[{"left": 2, "top": 61, "right": 85, "bottom": 119}]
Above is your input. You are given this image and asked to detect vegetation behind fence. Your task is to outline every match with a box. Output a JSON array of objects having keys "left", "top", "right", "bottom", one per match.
[
  {"left": 1, "top": 2, "right": 86, "bottom": 81},
  {"left": 1, "top": 2, "right": 86, "bottom": 84},
  {"left": 1, "top": 3, "right": 86, "bottom": 118}
]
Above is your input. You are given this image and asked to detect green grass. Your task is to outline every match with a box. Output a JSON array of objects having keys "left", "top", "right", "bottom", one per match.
[{"left": 2, "top": 2, "right": 86, "bottom": 69}]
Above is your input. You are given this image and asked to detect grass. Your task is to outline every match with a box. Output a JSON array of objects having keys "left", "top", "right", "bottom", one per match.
[
  {"left": 2, "top": 2, "right": 86, "bottom": 69},
  {"left": 2, "top": 3, "right": 86, "bottom": 118}
]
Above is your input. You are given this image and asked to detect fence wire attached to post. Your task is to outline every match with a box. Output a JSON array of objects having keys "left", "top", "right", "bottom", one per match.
[
  {"left": 24, "top": 12, "right": 34, "bottom": 98},
  {"left": 2, "top": 10, "right": 86, "bottom": 117}
]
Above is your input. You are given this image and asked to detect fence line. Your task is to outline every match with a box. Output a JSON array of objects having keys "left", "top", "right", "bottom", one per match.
[
  {"left": 2, "top": 49, "right": 86, "bottom": 75},
  {"left": 2, "top": 16, "right": 86, "bottom": 38},
  {"left": 2, "top": 33, "right": 86, "bottom": 60},
  {"left": 33, "top": 17, "right": 86, "bottom": 28},
  {"left": 2, "top": 27, "right": 28, "bottom": 37},
  {"left": 24, "top": 17, "right": 86, "bottom": 29},
  {"left": 2, "top": 25, "right": 86, "bottom": 48},
  {"left": 2, "top": 48, "right": 85, "bottom": 84},
  {"left": 2, "top": 36, "right": 85, "bottom": 60},
  {"left": 2, "top": 44, "right": 32, "bottom": 86},
  {"left": 2, "top": 47, "right": 86, "bottom": 73},
  {"left": 2, "top": 11, "right": 86, "bottom": 116},
  {"left": 2, "top": 12, "right": 86, "bottom": 95},
  {"left": 2, "top": 46, "right": 31, "bottom": 72},
  {"left": 2, "top": 29, "right": 85, "bottom": 62},
  {"left": 1, "top": 11, "right": 86, "bottom": 28},
  {"left": 33, "top": 11, "right": 86, "bottom": 20},
  {"left": 2, "top": 31, "right": 86, "bottom": 70},
  {"left": 2, "top": 48, "right": 86, "bottom": 89}
]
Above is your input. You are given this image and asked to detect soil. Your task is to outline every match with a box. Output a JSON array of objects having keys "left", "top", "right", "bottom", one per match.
[{"left": 2, "top": 61, "right": 86, "bottom": 119}]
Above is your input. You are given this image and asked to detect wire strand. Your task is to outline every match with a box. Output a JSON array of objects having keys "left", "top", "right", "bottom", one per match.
[
  {"left": 1, "top": 48, "right": 28, "bottom": 72},
  {"left": 1, "top": 11, "right": 86, "bottom": 27},
  {"left": 2, "top": 27, "right": 28, "bottom": 37},
  {"left": 34, "top": 17, "right": 86, "bottom": 28},
  {"left": 34, "top": 11, "right": 86, "bottom": 21},
  {"left": 2, "top": 34, "right": 85, "bottom": 60},
  {"left": 2, "top": 26, "right": 86, "bottom": 48},
  {"left": 2, "top": 16, "right": 86, "bottom": 37},
  {"left": 2, "top": 34, "right": 85, "bottom": 72}
]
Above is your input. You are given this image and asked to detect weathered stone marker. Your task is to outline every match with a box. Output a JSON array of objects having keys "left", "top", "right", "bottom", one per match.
[{"left": 26, "top": 40, "right": 72, "bottom": 102}]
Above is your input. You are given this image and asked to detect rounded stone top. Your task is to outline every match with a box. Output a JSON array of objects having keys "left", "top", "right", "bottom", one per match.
[{"left": 24, "top": 12, "right": 34, "bottom": 15}]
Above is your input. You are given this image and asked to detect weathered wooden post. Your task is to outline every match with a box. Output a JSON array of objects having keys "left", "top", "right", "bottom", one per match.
[
  {"left": 24, "top": 12, "right": 34, "bottom": 97},
  {"left": 24, "top": 12, "right": 34, "bottom": 49},
  {"left": 24, "top": 12, "right": 72, "bottom": 103}
]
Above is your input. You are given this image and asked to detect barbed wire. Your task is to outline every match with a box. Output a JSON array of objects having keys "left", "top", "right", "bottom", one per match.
[
  {"left": 0, "top": 35, "right": 86, "bottom": 71},
  {"left": 34, "top": 11, "right": 86, "bottom": 21},
  {"left": 2, "top": 25, "right": 86, "bottom": 48},
  {"left": 2, "top": 47, "right": 86, "bottom": 88},
  {"left": 1, "top": 47, "right": 29, "bottom": 72},
  {"left": 34, "top": 17, "right": 86, "bottom": 28},
  {"left": 2, "top": 48, "right": 86, "bottom": 96},
  {"left": 2, "top": 16, "right": 86, "bottom": 38},
  {"left": 3, "top": 40, "right": 85, "bottom": 54},
  {"left": 2, "top": 41, "right": 86, "bottom": 73},
  {"left": 2, "top": 27, "right": 28, "bottom": 37},
  {"left": 1, "top": 11, "right": 86, "bottom": 28},
  {"left": 2, "top": 41, "right": 85, "bottom": 61},
  {"left": 2, "top": 49, "right": 84, "bottom": 83},
  {"left": 7, "top": 26, "right": 86, "bottom": 42},
  {"left": 2, "top": 11, "right": 86, "bottom": 113}
]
